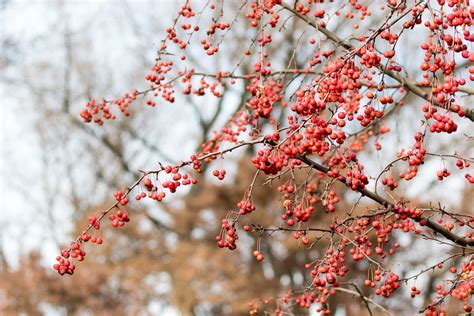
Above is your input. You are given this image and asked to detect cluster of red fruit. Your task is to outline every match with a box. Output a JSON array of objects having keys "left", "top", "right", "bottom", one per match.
[
  {"left": 54, "top": 253, "right": 76, "bottom": 275},
  {"left": 113, "top": 191, "right": 129, "bottom": 206},
  {"left": 321, "top": 190, "right": 339, "bottom": 212},
  {"left": 411, "top": 286, "right": 421, "bottom": 298},
  {"left": 374, "top": 272, "right": 400, "bottom": 298},
  {"left": 216, "top": 219, "right": 237, "bottom": 250},
  {"left": 436, "top": 168, "right": 451, "bottom": 180},
  {"left": 252, "top": 149, "right": 287, "bottom": 175},
  {"left": 294, "top": 292, "right": 317, "bottom": 309},
  {"left": 397, "top": 131, "right": 426, "bottom": 181},
  {"left": 317, "top": 60, "right": 362, "bottom": 111},
  {"left": 393, "top": 204, "right": 423, "bottom": 220},
  {"left": 135, "top": 178, "right": 165, "bottom": 201},
  {"left": 88, "top": 215, "right": 100, "bottom": 230},
  {"left": 252, "top": 250, "right": 264, "bottom": 262},
  {"left": 430, "top": 112, "right": 458, "bottom": 134},
  {"left": 247, "top": 80, "right": 283, "bottom": 119},
  {"left": 80, "top": 232, "right": 103, "bottom": 245},
  {"left": 238, "top": 200, "right": 256, "bottom": 215},
  {"left": 245, "top": 0, "right": 281, "bottom": 28},
  {"left": 292, "top": 89, "right": 325, "bottom": 116},
  {"left": 54, "top": 243, "right": 85, "bottom": 275},
  {"left": 381, "top": 176, "right": 398, "bottom": 190},
  {"left": 284, "top": 203, "right": 315, "bottom": 224},
  {"left": 212, "top": 169, "right": 226, "bottom": 180},
  {"left": 345, "top": 167, "right": 369, "bottom": 190},
  {"left": 109, "top": 210, "right": 130, "bottom": 228}
]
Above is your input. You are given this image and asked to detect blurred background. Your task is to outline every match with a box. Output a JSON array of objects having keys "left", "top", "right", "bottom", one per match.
[{"left": 0, "top": 0, "right": 472, "bottom": 315}]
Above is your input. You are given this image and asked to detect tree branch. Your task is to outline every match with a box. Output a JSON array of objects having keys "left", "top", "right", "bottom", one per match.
[
  {"left": 332, "top": 286, "right": 391, "bottom": 315},
  {"left": 297, "top": 154, "right": 474, "bottom": 247}
]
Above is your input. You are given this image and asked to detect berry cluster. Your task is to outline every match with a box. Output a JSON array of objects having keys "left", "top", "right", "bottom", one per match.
[
  {"left": 345, "top": 167, "right": 369, "bottom": 190},
  {"left": 397, "top": 131, "right": 426, "bottom": 181},
  {"left": 114, "top": 191, "right": 129, "bottom": 206},
  {"left": 80, "top": 231, "right": 103, "bottom": 244},
  {"left": 252, "top": 149, "right": 287, "bottom": 175},
  {"left": 411, "top": 286, "right": 421, "bottom": 298},
  {"left": 374, "top": 272, "right": 400, "bottom": 298},
  {"left": 212, "top": 169, "right": 226, "bottom": 180},
  {"left": 54, "top": 254, "right": 75, "bottom": 275},
  {"left": 321, "top": 190, "right": 339, "bottom": 212},
  {"left": 436, "top": 168, "right": 451, "bottom": 181},
  {"left": 381, "top": 176, "right": 398, "bottom": 190},
  {"left": 109, "top": 209, "right": 130, "bottom": 228},
  {"left": 216, "top": 219, "right": 237, "bottom": 250},
  {"left": 252, "top": 250, "right": 264, "bottom": 262},
  {"left": 238, "top": 200, "right": 256, "bottom": 215},
  {"left": 53, "top": 243, "right": 86, "bottom": 275},
  {"left": 247, "top": 80, "right": 283, "bottom": 119}
]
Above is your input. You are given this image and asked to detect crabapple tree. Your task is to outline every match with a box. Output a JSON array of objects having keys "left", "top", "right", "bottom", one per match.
[{"left": 55, "top": 0, "right": 474, "bottom": 315}]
